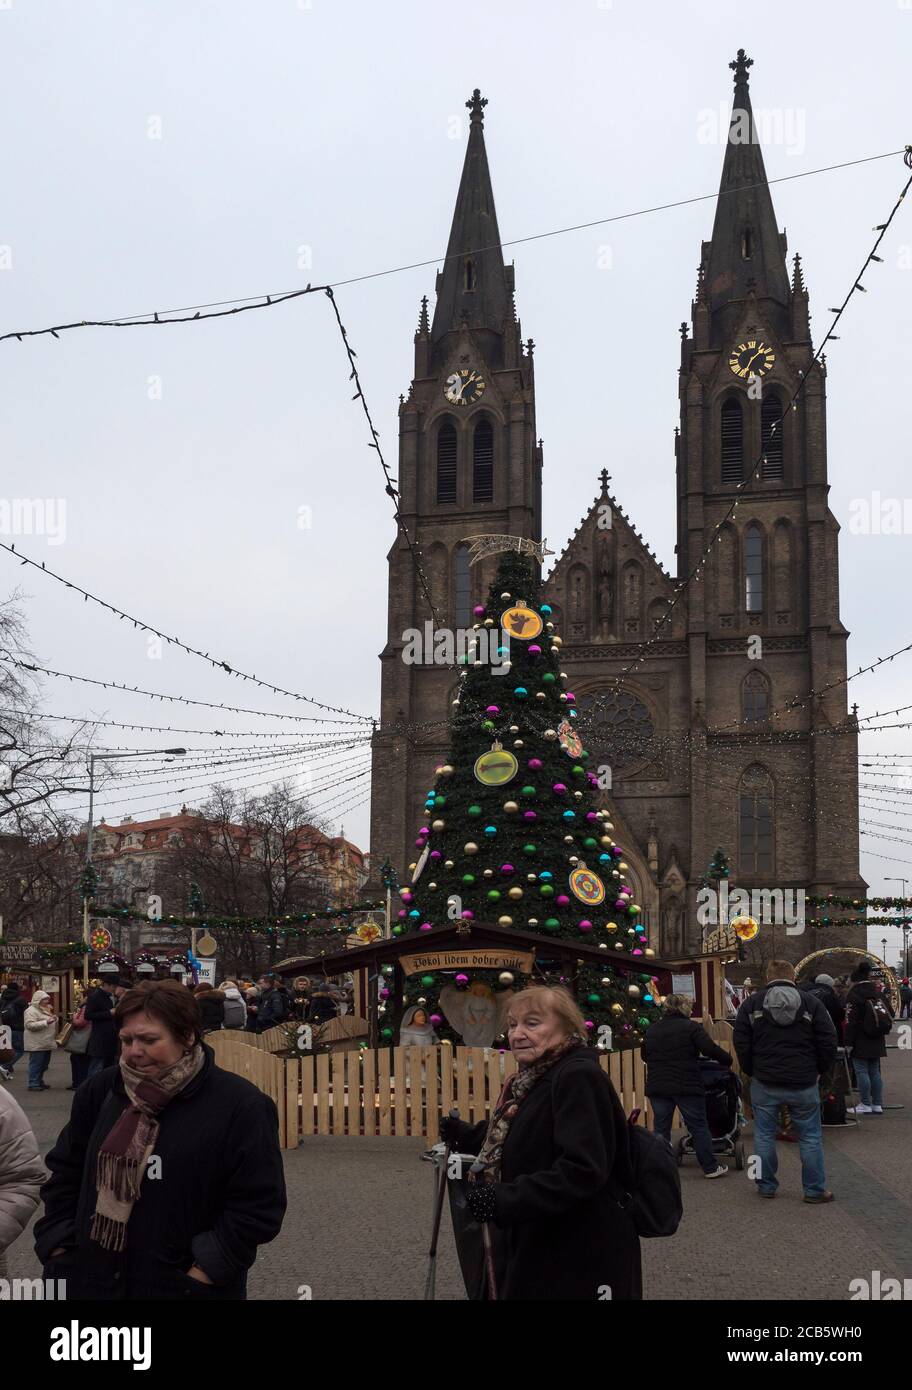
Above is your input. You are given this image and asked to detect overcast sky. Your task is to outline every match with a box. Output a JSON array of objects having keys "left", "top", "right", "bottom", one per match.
[{"left": 1, "top": 0, "right": 909, "bottom": 959}]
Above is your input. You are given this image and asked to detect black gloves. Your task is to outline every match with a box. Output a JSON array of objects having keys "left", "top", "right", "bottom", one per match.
[{"left": 465, "top": 1182, "right": 498, "bottom": 1224}]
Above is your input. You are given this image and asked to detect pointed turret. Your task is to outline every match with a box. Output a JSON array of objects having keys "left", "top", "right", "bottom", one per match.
[
  {"left": 701, "top": 50, "right": 790, "bottom": 343},
  {"left": 431, "top": 89, "right": 513, "bottom": 366}
]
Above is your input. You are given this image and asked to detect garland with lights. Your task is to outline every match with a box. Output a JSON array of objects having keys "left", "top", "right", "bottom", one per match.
[
  {"left": 85, "top": 900, "right": 385, "bottom": 936},
  {"left": 388, "top": 550, "right": 662, "bottom": 1051}
]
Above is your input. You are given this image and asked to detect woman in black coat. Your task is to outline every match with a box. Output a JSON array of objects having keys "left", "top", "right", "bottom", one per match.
[
  {"left": 34, "top": 980, "right": 286, "bottom": 1300},
  {"left": 441, "top": 984, "right": 641, "bottom": 1301},
  {"left": 844, "top": 960, "right": 893, "bottom": 1113}
]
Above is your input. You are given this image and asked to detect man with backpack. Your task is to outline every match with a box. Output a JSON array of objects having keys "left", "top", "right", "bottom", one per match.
[
  {"left": 844, "top": 959, "right": 893, "bottom": 1114},
  {"left": 899, "top": 978, "right": 912, "bottom": 1020},
  {"left": 733, "top": 959, "right": 837, "bottom": 1203}
]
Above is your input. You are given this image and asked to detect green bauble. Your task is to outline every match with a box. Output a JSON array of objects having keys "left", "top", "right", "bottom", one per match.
[
  {"left": 421, "top": 974, "right": 435, "bottom": 986},
  {"left": 487, "top": 889, "right": 501, "bottom": 902},
  {"left": 468, "top": 805, "right": 482, "bottom": 816},
  {"left": 543, "top": 917, "right": 560, "bottom": 931},
  {"left": 523, "top": 843, "right": 537, "bottom": 855},
  {"left": 539, "top": 884, "right": 554, "bottom": 897},
  {"left": 462, "top": 873, "right": 476, "bottom": 885}
]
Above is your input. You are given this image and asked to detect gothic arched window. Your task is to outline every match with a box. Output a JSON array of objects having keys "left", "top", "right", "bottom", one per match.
[
  {"left": 472, "top": 418, "right": 493, "bottom": 502},
  {"left": 464, "top": 259, "right": 476, "bottom": 291},
  {"left": 574, "top": 689, "right": 655, "bottom": 773},
  {"left": 436, "top": 419, "right": 457, "bottom": 504},
  {"left": 721, "top": 398, "right": 744, "bottom": 484},
  {"left": 454, "top": 544, "right": 470, "bottom": 627},
  {"left": 742, "top": 670, "right": 770, "bottom": 722},
  {"left": 745, "top": 524, "right": 763, "bottom": 612},
  {"left": 761, "top": 394, "right": 784, "bottom": 480},
  {"left": 739, "top": 764, "right": 774, "bottom": 874}
]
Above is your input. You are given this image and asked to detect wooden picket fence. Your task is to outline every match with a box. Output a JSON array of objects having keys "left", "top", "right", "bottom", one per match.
[{"left": 207, "top": 1026, "right": 662, "bottom": 1148}]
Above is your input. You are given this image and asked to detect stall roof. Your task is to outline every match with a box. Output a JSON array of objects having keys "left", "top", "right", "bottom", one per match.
[{"left": 274, "top": 919, "right": 690, "bottom": 979}]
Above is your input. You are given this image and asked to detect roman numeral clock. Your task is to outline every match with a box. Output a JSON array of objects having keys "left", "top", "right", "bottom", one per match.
[
  {"left": 444, "top": 367, "right": 486, "bottom": 406},
  {"left": 728, "top": 340, "right": 776, "bottom": 380}
]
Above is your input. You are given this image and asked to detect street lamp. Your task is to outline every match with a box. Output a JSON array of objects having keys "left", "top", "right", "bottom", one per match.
[
  {"left": 885, "top": 878, "right": 909, "bottom": 976},
  {"left": 881, "top": 937, "right": 888, "bottom": 966},
  {"left": 82, "top": 748, "right": 187, "bottom": 985}
]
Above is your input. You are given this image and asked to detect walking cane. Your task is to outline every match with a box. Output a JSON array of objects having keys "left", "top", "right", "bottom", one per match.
[
  {"left": 424, "top": 1107, "right": 459, "bottom": 1301},
  {"left": 470, "top": 1158, "right": 499, "bottom": 1301}
]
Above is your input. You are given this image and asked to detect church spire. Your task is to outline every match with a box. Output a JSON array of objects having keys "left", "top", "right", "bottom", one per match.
[
  {"left": 702, "top": 50, "right": 790, "bottom": 341},
  {"left": 430, "top": 88, "right": 512, "bottom": 359}
]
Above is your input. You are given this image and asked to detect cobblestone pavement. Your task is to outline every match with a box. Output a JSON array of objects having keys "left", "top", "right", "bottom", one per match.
[{"left": 5, "top": 1042, "right": 911, "bottom": 1300}]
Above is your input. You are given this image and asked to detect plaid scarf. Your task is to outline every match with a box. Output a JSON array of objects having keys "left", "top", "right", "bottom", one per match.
[
  {"left": 472, "top": 1035, "right": 583, "bottom": 1184},
  {"left": 89, "top": 1044, "right": 205, "bottom": 1252}
]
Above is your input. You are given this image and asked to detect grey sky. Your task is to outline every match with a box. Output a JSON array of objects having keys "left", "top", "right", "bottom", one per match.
[{"left": 1, "top": 0, "right": 910, "bottom": 959}]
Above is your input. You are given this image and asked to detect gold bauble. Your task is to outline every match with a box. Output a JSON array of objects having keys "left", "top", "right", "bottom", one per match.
[
  {"left": 606, "top": 921, "right": 618, "bottom": 932},
  {"left": 508, "top": 887, "right": 523, "bottom": 900},
  {"left": 498, "top": 915, "right": 513, "bottom": 927},
  {"left": 552, "top": 635, "right": 562, "bottom": 646},
  {"left": 432, "top": 819, "right": 445, "bottom": 831},
  {"left": 627, "top": 984, "right": 640, "bottom": 998},
  {"left": 464, "top": 842, "right": 479, "bottom": 855},
  {"left": 503, "top": 800, "right": 519, "bottom": 813},
  {"left": 611, "top": 1003, "right": 623, "bottom": 1015}
]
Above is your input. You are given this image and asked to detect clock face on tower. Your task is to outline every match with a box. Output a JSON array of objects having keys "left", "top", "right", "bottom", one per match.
[
  {"left": 728, "top": 340, "right": 776, "bottom": 380},
  {"left": 444, "top": 368, "right": 486, "bottom": 407}
]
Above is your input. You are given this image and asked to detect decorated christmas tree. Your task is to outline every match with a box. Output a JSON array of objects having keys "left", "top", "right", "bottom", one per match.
[{"left": 389, "top": 548, "right": 662, "bottom": 1050}]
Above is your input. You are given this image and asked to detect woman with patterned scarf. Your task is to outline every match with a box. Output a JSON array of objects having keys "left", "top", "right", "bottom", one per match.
[
  {"left": 34, "top": 980, "right": 286, "bottom": 1299},
  {"left": 441, "top": 985, "right": 642, "bottom": 1301}
]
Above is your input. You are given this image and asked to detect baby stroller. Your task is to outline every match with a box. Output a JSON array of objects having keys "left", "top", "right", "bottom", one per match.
[{"left": 676, "top": 1060, "right": 746, "bottom": 1171}]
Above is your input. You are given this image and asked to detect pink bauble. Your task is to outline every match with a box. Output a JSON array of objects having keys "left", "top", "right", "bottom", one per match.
[
  {"left": 632, "top": 948, "right": 644, "bottom": 955},
  {"left": 501, "top": 863, "right": 515, "bottom": 876},
  {"left": 615, "top": 898, "right": 627, "bottom": 911},
  {"left": 419, "top": 922, "right": 433, "bottom": 932},
  {"left": 380, "top": 987, "right": 390, "bottom": 998},
  {"left": 455, "top": 973, "right": 469, "bottom": 986},
  {"left": 584, "top": 1019, "right": 594, "bottom": 1030},
  {"left": 566, "top": 692, "right": 576, "bottom": 701},
  {"left": 528, "top": 644, "right": 541, "bottom": 656},
  {"left": 556, "top": 894, "right": 570, "bottom": 908},
  {"left": 461, "top": 910, "right": 474, "bottom": 921},
  {"left": 420, "top": 826, "right": 430, "bottom": 836},
  {"left": 552, "top": 782, "right": 567, "bottom": 795},
  {"left": 586, "top": 811, "right": 598, "bottom": 822},
  {"left": 485, "top": 705, "right": 500, "bottom": 716},
  {"left": 524, "top": 811, "right": 537, "bottom": 822},
  {"left": 528, "top": 758, "right": 543, "bottom": 770},
  {"left": 430, "top": 1013, "right": 443, "bottom": 1026},
  {"left": 430, "top": 850, "right": 442, "bottom": 860},
  {"left": 401, "top": 890, "right": 413, "bottom": 902},
  {"left": 579, "top": 919, "right": 593, "bottom": 932},
  {"left": 398, "top": 909, "right": 406, "bottom": 919},
  {"left": 473, "top": 605, "right": 486, "bottom": 617}
]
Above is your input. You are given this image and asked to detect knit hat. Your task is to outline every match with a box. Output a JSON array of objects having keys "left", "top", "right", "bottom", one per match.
[{"left": 815, "top": 974, "right": 836, "bottom": 987}]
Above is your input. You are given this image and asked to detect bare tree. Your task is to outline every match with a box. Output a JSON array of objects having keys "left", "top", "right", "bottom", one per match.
[{"left": 160, "top": 782, "right": 333, "bottom": 976}]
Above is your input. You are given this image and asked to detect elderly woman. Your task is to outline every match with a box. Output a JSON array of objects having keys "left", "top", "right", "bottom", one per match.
[
  {"left": 440, "top": 985, "right": 641, "bottom": 1301},
  {"left": 34, "top": 980, "right": 286, "bottom": 1299}
]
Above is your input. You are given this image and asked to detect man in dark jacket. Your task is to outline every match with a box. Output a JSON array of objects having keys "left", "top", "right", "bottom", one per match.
[
  {"left": 643, "top": 994, "right": 733, "bottom": 1178},
  {"left": 844, "top": 960, "right": 893, "bottom": 1114},
  {"left": 899, "top": 979, "right": 911, "bottom": 1020},
  {"left": 255, "top": 976, "right": 288, "bottom": 1031},
  {"left": 0, "top": 982, "right": 27, "bottom": 1075},
  {"left": 84, "top": 979, "right": 119, "bottom": 1077},
  {"left": 733, "top": 959, "right": 837, "bottom": 1203}
]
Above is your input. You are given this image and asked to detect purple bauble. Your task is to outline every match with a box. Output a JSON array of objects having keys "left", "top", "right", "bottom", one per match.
[
  {"left": 579, "top": 920, "right": 593, "bottom": 932},
  {"left": 419, "top": 922, "right": 433, "bottom": 932},
  {"left": 528, "top": 644, "right": 541, "bottom": 656},
  {"left": 461, "top": 910, "right": 474, "bottom": 921},
  {"left": 615, "top": 898, "right": 627, "bottom": 911},
  {"left": 430, "top": 849, "right": 442, "bottom": 860},
  {"left": 430, "top": 1013, "right": 443, "bottom": 1026},
  {"left": 473, "top": 605, "right": 486, "bottom": 617},
  {"left": 528, "top": 757, "right": 543, "bottom": 770},
  {"left": 524, "top": 810, "right": 537, "bottom": 822},
  {"left": 455, "top": 973, "right": 469, "bottom": 986},
  {"left": 501, "top": 863, "right": 515, "bottom": 876},
  {"left": 486, "top": 705, "right": 500, "bottom": 716},
  {"left": 556, "top": 894, "right": 570, "bottom": 908},
  {"left": 552, "top": 782, "right": 567, "bottom": 795}
]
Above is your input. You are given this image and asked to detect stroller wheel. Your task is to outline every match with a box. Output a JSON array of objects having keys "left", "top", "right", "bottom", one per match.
[{"left": 734, "top": 1140, "right": 745, "bottom": 1171}]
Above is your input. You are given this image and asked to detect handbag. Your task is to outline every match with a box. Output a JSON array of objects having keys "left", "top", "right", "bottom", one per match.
[
  {"left": 63, "top": 1021, "right": 92, "bottom": 1054},
  {"left": 72, "top": 1005, "right": 88, "bottom": 1029},
  {"left": 56, "top": 1021, "right": 73, "bottom": 1048}
]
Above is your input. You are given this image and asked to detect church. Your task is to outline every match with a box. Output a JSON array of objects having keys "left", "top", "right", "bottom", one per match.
[{"left": 368, "top": 51, "right": 865, "bottom": 964}]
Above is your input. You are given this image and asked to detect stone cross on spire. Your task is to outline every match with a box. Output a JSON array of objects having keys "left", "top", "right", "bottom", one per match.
[
  {"left": 599, "top": 467, "right": 611, "bottom": 493},
  {"left": 466, "top": 88, "right": 488, "bottom": 124},
  {"left": 729, "top": 48, "right": 753, "bottom": 88}
]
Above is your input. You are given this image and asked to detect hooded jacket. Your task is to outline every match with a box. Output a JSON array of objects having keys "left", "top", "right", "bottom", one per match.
[
  {"left": 23, "top": 991, "right": 58, "bottom": 1052},
  {"left": 844, "top": 979, "right": 892, "bottom": 1060},
  {"left": 733, "top": 980, "right": 837, "bottom": 1089},
  {"left": 221, "top": 987, "right": 246, "bottom": 1030},
  {"left": 0, "top": 1086, "right": 46, "bottom": 1270},
  {"left": 197, "top": 989, "right": 226, "bottom": 1033}
]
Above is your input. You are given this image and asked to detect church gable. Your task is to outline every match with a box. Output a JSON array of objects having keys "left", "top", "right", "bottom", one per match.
[{"left": 544, "top": 473, "right": 676, "bottom": 644}]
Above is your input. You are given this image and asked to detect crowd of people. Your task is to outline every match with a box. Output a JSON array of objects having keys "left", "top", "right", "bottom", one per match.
[{"left": 0, "top": 955, "right": 902, "bottom": 1302}]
